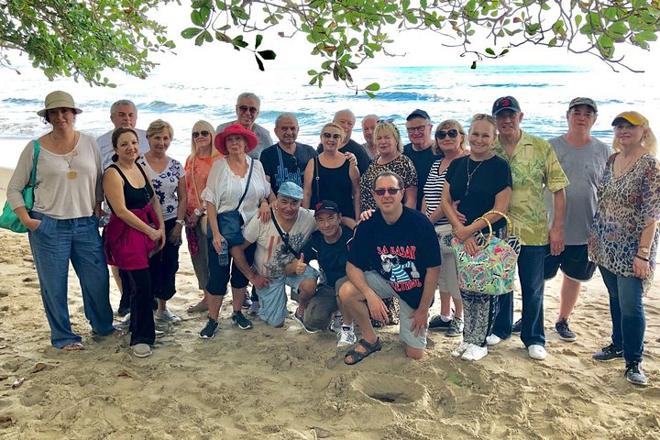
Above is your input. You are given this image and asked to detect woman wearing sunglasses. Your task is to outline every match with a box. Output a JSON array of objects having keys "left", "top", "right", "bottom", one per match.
[
  {"left": 303, "top": 122, "right": 360, "bottom": 228},
  {"left": 183, "top": 121, "right": 220, "bottom": 314},
  {"left": 359, "top": 120, "right": 418, "bottom": 325},
  {"left": 422, "top": 121, "right": 468, "bottom": 338},
  {"left": 442, "top": 114, "right": 512, "bottom": 361}
]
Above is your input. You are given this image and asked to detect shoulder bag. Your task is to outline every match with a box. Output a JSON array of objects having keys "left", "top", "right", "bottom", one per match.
[
  {"left": 0, "top": 141, "right": 41, "bottom": 233},
  {"left": 444, "top": 210, "right": 521, "bottom": 295},
  {"left": 217, "top": 158, "right": 254, "bottom": 247},
  {"left": 270, "top": 207, "right": 300, "bottom": 259}
]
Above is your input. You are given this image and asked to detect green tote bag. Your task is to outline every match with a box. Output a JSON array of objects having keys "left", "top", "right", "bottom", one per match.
[{"left": 0, "top": 141, "right": 41, "bottom": 233}]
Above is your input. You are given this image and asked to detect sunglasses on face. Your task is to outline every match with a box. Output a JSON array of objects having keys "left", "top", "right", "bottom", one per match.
[
  {"left": 238, "top": 105, "right": 258, "bottom": 114},
  {"left": 322, "top": 132, "right": 342, "bottom": 139},
  {"left": 192, "top": 130, "right": 210, "bottom": 138},
  {"left": 373, "top": 187, "right": 401, "bottom": 196},
  {"left": 436, "top": 129, "right": 459, "bottom": 139}
]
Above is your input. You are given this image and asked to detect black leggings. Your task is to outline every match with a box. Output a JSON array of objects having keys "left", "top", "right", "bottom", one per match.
[
  {"left": 149, "top": 218, "right": 181, "bottom": 301},
  {"left": 119, "top": 268, "right": 155, "bottom": 346}
]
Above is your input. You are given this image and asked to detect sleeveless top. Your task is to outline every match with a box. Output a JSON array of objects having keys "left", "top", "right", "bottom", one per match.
[
  {"left": 310, "top": 157, "right": 355, "bottom": 218},
  {"left": 107, "top": 163, "right": 154, "bottom": 212}
]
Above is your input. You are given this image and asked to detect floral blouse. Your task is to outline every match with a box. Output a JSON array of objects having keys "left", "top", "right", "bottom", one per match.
[
  {"left": 588, "top": 153, "right": 660, "bottom": 292},
  {"left": 138, "top": 156, "right": 185, "bottom": 221},
  {"left": 359, "top": 154, "right": 418, "bottom": 211}
]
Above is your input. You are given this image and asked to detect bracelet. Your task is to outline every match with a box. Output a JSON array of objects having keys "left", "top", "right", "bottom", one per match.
[
  {"left": 175, "top": 219, "right": 185, "bottom": 226},
  {"left": 635, "top": 254, "right": 650, "bottom": 262}
]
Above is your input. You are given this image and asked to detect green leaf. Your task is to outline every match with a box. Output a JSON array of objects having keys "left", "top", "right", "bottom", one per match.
[
  {"left": 485, "top": 47, "right": 495, "bottom": 55},
  {"left": 364, "top": 82, "right": 380, "bottom": 91},
  {"left": 257, "top": 50, "right": 276, "bottom": 60},
  {"left": 181, "top": 27, "right": 203, "bottom": 39},
  {"left": 255, "top": 54, "right": 264, "bottom": 71},
  {"left": 256, "top": 34, "right": 263, "bottom": 49}
]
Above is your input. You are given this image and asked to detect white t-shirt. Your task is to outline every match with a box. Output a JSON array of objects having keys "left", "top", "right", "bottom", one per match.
[
  {"left": 202, "top": 157, "right": 270, "bottom": 223},
  {"left": 7, "top": 133, "right": 103, "bottom": 220},
  {"left": 96, "top": 128, "right": 149, "bottom": 170},
  {"left": 138, "top": 156, "right": 185, "bottom": 221},
  {"left": 243, "top": 208, "right": 316, "bottom": 279}
]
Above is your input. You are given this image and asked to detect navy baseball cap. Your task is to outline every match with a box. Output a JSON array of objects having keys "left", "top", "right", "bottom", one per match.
[
  {"left": 406, "top": 109, "right": 431, "bottom": 122},
  {"left": 492, "top": 96, "right": 521, "bottom": 116},
  {"left": 314, "top": 200, "right": 340, "bottom": 216}
]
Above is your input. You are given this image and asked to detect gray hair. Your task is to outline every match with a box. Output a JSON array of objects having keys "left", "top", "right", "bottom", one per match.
[
  {"left": 334, "top": 109, "right": 355, "bottom": 122},
  {"left": 362, "top": 114, "right": 379, "bottom": 125},
  {"left": 110, "top": 99, "right": 137, "bottom": 117},
  {"left": 236, "top": 92, "right": 261, "bottom": 107},
  {"left": 275, "top": 112, "right": 298, "bottom": 127}
]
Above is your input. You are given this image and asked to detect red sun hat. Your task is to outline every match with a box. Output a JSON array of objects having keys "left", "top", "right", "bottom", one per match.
[{"left": 215, "top": 123, "right": 259, "bottom": 155}]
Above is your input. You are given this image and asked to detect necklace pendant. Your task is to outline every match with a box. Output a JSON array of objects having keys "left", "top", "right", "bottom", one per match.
[{"left": 67, "top": 169, "right": 78, "bottom": 180}]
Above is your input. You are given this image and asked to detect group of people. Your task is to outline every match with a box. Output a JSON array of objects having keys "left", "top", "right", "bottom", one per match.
[{"left": 5, "top": 89, "right": 658, "bottom": 387}]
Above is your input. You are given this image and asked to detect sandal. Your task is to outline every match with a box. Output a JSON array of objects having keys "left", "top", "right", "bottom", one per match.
[
  {"left": 186, "top": 301, "right": 208, "bottom": 313},
  {"left": 344, "top": 338, "right": 382, "bottom": 365},
  {"left": 61, "top": 342, "right": 84, "bottom": 351}
]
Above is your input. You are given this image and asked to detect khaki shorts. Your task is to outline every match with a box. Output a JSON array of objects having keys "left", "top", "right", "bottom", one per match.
[{"left": 435, "top": 224, "right": 460, "bottom": 300}]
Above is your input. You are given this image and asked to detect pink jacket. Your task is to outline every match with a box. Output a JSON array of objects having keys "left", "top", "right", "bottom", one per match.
[{"left": 103, "top": 204, "right": 159, "bottom": 271}]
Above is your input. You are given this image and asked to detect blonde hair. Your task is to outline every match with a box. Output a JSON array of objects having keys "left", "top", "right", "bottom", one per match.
[
  {"left": 613, "top": 114, "right": 657, "bottom": 157},
  {"left": 190, "top": 120, "right": 219, "bottom": 157},
  {"left": 373, "top": 120, "right": 403, "bottom": 152},
  {"left": 320, "top": 122, "right": 346, "bottom": 142},
  {"left": 146, "top": 119, "right": 174, "bottom": 139},
  {"left": 433, "top": 119, "right": 467, "bottom": 154}
]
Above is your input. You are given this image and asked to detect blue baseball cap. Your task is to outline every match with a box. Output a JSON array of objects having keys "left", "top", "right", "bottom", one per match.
[{"left": 278, "top": 181, "right": 304, "bottom": 201}]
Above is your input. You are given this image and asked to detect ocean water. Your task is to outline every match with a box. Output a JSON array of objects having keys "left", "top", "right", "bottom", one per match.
[{"left": 1, "top": 63, "right": 658, "bottom": 169}]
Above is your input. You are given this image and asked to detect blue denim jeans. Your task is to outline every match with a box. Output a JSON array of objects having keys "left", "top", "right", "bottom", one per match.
[
  {"left": 598, "top": 266, "right": 645, "bottom": 364},
  {"left": 492, "top": 245, "right": 546, "bottom": 347},
  {"left": 28, "top": 212, "right": 114, "bottom": 348}
]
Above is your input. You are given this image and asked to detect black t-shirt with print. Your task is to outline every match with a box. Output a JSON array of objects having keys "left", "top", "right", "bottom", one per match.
[
  {"left": 301, "top": 225, "right": 353, "bottom": 287},
  {"left": 348, "top": 207, "right": 441, "bottom": 309},
  {"left": 446, "top": 155, "right": 512, "bottom": 232},
  {"left": 260, "top": 142, "right": 317, "bottom": 194}
]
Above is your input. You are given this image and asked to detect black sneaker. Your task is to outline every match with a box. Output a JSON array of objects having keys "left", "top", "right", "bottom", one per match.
[
  {"left": 592, "top": 343, "right": 623, "bottom": 361},
  {"left": 625, "top": 362, "right": 649, "bottom": 386},
  {"left": 555, "top": 318, "right": 577, "bottom": 342},
  {"left": 428, "top": 315, "right": 452, "bottom": 331},
  {"left": 512, "top": 318, "right": 522, "bottom": 334},
  {"left": 232, "top": 311, "right": 253, "bottom": 330},
  {"left": 199, "top": 318, "right": 218, "bottom": 339}
]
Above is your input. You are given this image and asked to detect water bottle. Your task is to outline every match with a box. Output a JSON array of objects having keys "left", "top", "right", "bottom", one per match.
[{"left": 218, "top": 240, "right": 229, "bottom": 266}]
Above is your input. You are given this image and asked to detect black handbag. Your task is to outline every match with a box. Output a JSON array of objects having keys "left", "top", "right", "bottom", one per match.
[{"left": 218, "top": 158, "right": 254, "bottom": 247}]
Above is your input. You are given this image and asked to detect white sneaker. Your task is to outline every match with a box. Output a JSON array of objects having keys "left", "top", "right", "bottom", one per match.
[
  {"left": 528, "top": 344, "right": 547, "bottom": 360},
  {"left": 329, "top": 312, "right": 343, "bottom": 333},
  {"left": 337, "top": 327, "right": 357, "bottom": 348},
  {"left": 486, "top": 334, "right": 502, "bottom": 346},
  {"left": 451, "top": 341, "right": 470, "bottom": 358},
  {"left": 132, "top": 343, "right": 152, "bottom": 358},
  {"left": 461, "top": 344, "right": 488, "bottom": 361},
  {"left": 155, "top": 309, "right": 182, "bottom": 323},
  {"left": 247, "top": 300, "right": 260, "bottom": 316},
  {"left": 116, "top": 313, "right": 131, "bottom": 330}
]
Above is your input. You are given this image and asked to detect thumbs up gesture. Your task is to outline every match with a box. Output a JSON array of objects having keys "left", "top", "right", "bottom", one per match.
[{"left": 293, "top": 253, "right": 306, "bottom": 275}]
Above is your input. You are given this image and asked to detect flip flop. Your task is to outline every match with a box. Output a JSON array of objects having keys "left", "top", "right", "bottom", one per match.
[
  {"left": 344, "top": 338, "right": 382, "bottom": 365},
  {"left": 61, "top": 342, "right": 84, "bottom": 351}
]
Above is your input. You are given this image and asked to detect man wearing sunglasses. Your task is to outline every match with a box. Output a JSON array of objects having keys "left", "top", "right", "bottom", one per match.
[
  {"left": 216, "top": 92, "right": 273, "bottom": 159},
  {"left": 318, "top": 109, "right": 372, "bottom": 174},
  {"left": 488, "top": 96, "right": 568, "bottom": 361},
  {"left": 339, "top": 171, "right": 441, "bottom": 364},
  {"left": 544, "top": 98, "right": 610, "bottom": 343},
  {"left": 404, "top": 109, "right": 442, "bottom": 210},
  {"left": 260, "top": 113, "right": 317, "bottom": 194}
]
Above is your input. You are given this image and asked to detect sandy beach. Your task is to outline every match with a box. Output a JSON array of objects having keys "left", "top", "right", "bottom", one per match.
[{"left": 1, "top": 166, "right": 659, "bottom": 440}]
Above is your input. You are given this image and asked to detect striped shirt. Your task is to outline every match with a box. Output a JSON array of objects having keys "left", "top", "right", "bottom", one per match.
[{"left": 423, "top": 159, "right": 449, "bottom": 226}]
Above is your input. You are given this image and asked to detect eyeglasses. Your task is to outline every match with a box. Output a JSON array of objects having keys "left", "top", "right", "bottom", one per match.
[
  {"left": 192, "top": 130, "right": 210, "bottom": 138},
  {"left": 373, "top": 187, "right": 401, "bottom": 196},
  {"left": 436, "top": 129, "right": 459, "bottom": 139},
  {"left": 322, "top": 132, "right": 342, "bottom": 139},
  {"left": 377, "top": 118, "right": 394, "bottom": 124},
  {"left": 238, "top": 105, "right": 258, "bottom": 114},
  {"left": 406, "top": 125, "right": 428, "bottom": 133}
]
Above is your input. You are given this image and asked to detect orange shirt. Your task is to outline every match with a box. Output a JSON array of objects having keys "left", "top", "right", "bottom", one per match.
[{"left": 184, "top": 155, "right": 219, "bottom": 214}]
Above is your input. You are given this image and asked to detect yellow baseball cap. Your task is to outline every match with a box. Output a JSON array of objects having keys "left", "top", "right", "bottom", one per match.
[{"left": 611, "top": 111, "right": 648, "bottom": 127}]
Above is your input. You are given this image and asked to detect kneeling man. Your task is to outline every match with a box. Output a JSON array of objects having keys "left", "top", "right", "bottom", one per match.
[
  {"left": 339, "top": 171, "right": 441, "bottom": 363},
  {"left": 232, "top": 182, "right": 318, "bottom": 327}
]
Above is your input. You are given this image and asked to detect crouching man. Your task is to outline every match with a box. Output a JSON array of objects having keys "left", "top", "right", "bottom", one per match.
[
  {"left": 339, "top": 171, "right": 441, "bottom": 364},
  {"left": 232, "top": 181, "right": 318, "bottom": 327}
]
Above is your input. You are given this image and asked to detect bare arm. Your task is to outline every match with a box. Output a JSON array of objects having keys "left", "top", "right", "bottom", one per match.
[
  {"left": 302, "top": 159, "right": 314, "bottom": 209},
  {"left": 549, "top": 188, "right": 566, "bottom": 255},
  {"left": 404, "top": 186, "right": 417, "bottom": 209},
  {"left": 230, "top": 240, "right": 269, "bottom": 288},
  {"left": 349, "top": 163, "right": 361, "bottom": 227},
  {"left": 168, "top": 175, "right": 187, "bottom": 244},
  {"left": 410, "top": 265, "right": 440, "bottom": 336}
]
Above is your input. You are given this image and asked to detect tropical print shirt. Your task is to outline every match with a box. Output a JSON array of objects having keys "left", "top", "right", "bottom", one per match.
[{"left": 494, "top": 131, "right": 568, "bottom": 246}]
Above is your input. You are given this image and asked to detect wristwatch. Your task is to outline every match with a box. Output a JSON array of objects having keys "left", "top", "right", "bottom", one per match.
[{"left": 175, "top": 219, "right": 185, "bottom": 226}]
